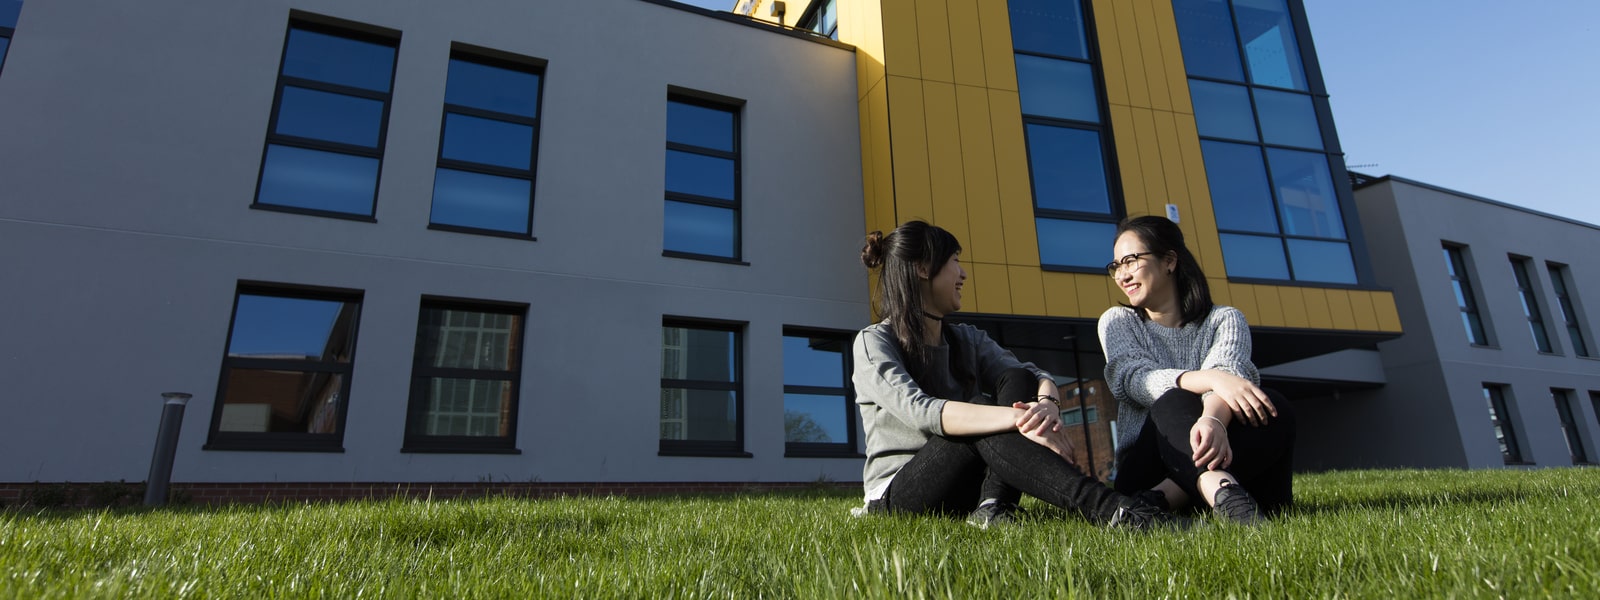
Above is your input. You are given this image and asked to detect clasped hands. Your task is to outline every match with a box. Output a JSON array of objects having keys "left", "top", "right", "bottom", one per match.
[{"left": 1012, "top": 395, "right": 1078, "bottom": 466}]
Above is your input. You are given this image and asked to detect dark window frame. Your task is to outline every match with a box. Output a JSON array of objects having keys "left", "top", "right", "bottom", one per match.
[
  {"left": 782, "top": 326, "right": 863, "bottom": 458},
  {"left": 427, "top": 47, "right": 547, "bottom": 240},
  {"left": 663, "top": 90, "right": 747, "bottom": 264},
  {"left": 796, "top": 0, "right": 839, "bottom": 40},
  {"left": 1509, "top": 256, "right": 1554, "bottom": 354},
  {"left": 1482, "top": 384, "right": 1525, "bottom": 465},
  {"left": 1445, "top": 244, "right": 1492, "bottom": 347},
  {"left": 659, "top": 317, "right": 750, "bottom": 457},
  {"left": 1547, "top": 262, "right": 1592, "bottom": 357},
  {"left": 1012, "top": 0, "right": 1127, "bottom": 274},
  {"left": 204, "top": 282, "right": 364, "bottom": 453},
  {"left": 401, "top": 296, "right": 528, "bottom": 454},
  {"left": 251, "top": 17, "right": 399, "bottom": 222},
  {"left": 1552, "top": 388, "right": 1590, "bottom": 465},
  {"left": 0, "top": 26, "right": 14, "bottom": 77}
]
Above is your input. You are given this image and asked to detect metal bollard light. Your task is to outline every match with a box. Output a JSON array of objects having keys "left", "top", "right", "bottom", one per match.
[{"left": 143, "top": 392, "right": 192, "bottom": 506}]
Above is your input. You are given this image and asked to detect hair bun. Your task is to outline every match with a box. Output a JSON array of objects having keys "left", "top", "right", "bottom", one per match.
[{"left": 861, "top": 230, "right": 886, "bottom": 269}]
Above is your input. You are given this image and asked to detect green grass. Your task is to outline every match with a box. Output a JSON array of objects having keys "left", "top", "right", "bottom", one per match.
[{"left": 3, "top": 468, "right": 1597, "bottom": 598}]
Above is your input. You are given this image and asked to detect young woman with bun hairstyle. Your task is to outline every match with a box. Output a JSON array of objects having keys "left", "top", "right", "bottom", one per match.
[
  {"left": 1099, "top": 215, "right": 1298, "bottom": 524},
  {"left": 852, "top": 220, "right": 1180, "bottom": 529}
]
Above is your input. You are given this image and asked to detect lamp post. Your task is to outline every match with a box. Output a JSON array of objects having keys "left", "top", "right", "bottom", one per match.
[{"left": 143, "top": 392, "right": 192, "bottom": 506}]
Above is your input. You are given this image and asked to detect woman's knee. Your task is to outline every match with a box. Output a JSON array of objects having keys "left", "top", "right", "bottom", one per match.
[{"left": 1149, "top": 387, "right": 1204, "bottom": 420}]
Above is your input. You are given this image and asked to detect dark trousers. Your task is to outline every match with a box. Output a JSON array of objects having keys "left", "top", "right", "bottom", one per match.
[
  {"left": 1112, "top": 387, "right": 1297, "bottom": 515},
  {"left": 883, "top": 368, "right": 1129, "bottom": 521}
]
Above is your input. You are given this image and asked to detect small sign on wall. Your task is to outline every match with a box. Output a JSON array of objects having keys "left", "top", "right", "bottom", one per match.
[{"left": 1166, "top": 204, "right": 1180, "bottom": 223}]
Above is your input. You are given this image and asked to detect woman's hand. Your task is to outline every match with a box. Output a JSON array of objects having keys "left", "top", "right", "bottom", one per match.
[
  {"left": 1204, "top": 371, "right": 1276, "bottom": 427},
  {"left": 1190, "top": 416, "right": 1231, "bottom": 470},
  {"left": 1015, "top": 402, "right": 1078, "bottom": 465},
  {"left": 1013, "top": 397, "right": 1062, "bottom": 434}
]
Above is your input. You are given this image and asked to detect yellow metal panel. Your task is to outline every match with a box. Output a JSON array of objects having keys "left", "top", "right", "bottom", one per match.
[
  {"left": 1132, "top": 108, "right": 1170, "bottom": 216},
  {"left": 988, "top": 89, "right": 1040, "bottom": 266},
  {"left": 1208, "top": 279, "right": 1231, "bottom": 307},
  {"left": 1349, "top": 290, "right": 1380, "bottom": 331},
  {"left": 852, "top": 0, "right": 887, "bottom": 102},
  {"left": 1009, "top": 265, "right": 1047, "bottom": 316},
  {"left": 1252, "top": 285, "right": 1284, "bottom": 328},
  {"left": 1175, "top": 115, "right": 1226, "bottom": 275},
  {"left": 1153, "top": 111, "right": 1192, "bottom": 224},
  {"left": 1373, "top": 291, "right": 1403, "bottom": 332},
  {"left": 1150, "top": 0, "right": 1191, "bottom": 113},
  {"left": 1110, "top": 0, "right": 1151, "bottom": 109},
  {"left": 971, "top": 262, "right": 1012, "bottom": 314},
  {"left": 1229, "top": 284, "right": 1258, "bottom": 324},
  {"left": 923, "top": 81, "right": 972, "bottom": 247},
  {"left": 1302, "top": 287, "right": 1333, "bottom": 329},
  {"left": 882, "top": 0, "right": 922, "bottom": 78},
  {"left": 976, "top": 0, "right": 1017, "bottom": 91},
  {"left": 1075, "top": 273, "right": 1113, "bottom": 319},
  {"left": 1132, "top": 0, "right": 1171, "bottom": 112},
  {"left": 915, "top": 0, "right": 955, "bottom": 83},
  {"left": 946, "top": 0, "right": 987, "bottom": 87},
  {"left": 1324, "top": 289, "right": 1356, "bottom": 330},
  {"left": 1042, "top": 271, "right": 1080, "bottom": 317},
  {"left": 1278, "top": 287, "right": 1309, "bottom": 328},
  {"left": 956, "top": 85, "right": 1006, "bottom": 264},
  {"left": 1090, "top": 0, "right": 1128, "bottom": 106},
  {"left": 1109, "top": 105, "right": 1145, "bottom": 211},
  {"left": 887, "top": 76, "right": 933, "bottom": 223},
  {"left": 857, "top": 94, "right": 878, "bottom": 232},
  {"left": 864, "top": 85, "right": 897, "bottom": 234}
]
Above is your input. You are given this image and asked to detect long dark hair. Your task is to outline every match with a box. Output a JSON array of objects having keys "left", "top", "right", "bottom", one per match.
[
  {"left": 1116, "top": 215, "right": 1213, "bottom": 327},
  {"left": 861, "top": 221, "right": 972, "bottom": 388}
]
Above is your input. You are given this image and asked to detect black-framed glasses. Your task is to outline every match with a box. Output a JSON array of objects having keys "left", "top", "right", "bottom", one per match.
[{"left": 1105, "top": 252, "right": 1154, "bottom": 277}]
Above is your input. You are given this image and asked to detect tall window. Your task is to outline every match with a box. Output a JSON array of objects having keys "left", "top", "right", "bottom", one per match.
[
  {"left": 254, "top": 20, "right": 398, "bottom": 219},
  {"left": 1548, "top": 263, "right": 1591, "bottom": 357},
  {"left": 206, "top": 285, "right": 362, "bottom": 451},
  {"left": 798, "top": 0, "right": 839, "bottom": 40},
  {"left": 429, "top": 52, "right": 545, "bottom": 237},
  {"left": 1482, "top": 384, "right": 1522, "bottom": 464},
  {"left": 782, "top": 328, "right": 857, "bottom": 457},
  {"left": 0, "top": 0, "right": 22, "bottom": 75},
  {"left": 661, "top": 319, "right": 746, "bottom": 456},
  {"left": 1509, "top": 258, "right": 1552, "bottom": 353},
  {"left": 1011, "top": 0, "right": 1121, "bottom": 270},
  {"left": 403, "top": 300, "right": 526, "bottom": 453},
  {"left": 664, "top": 93, "right": 742, "bottom": 262},
  {"left": 1174, "top": 0, "right": 1357, "bottom": 284},
  {"left": 1445, "top": 245, "right": 1489, "bottom": 346},
  {"left": 1552, "top": 389, "right": 1589, "bottom": 464}
]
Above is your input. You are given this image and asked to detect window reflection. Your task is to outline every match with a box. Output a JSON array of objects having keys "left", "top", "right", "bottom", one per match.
[
  {"left": 281, "top": 28, "right": 395, "bottom": 92},
  {"left": 1267, "top": 149, "right": 1344, "bottom": 239},
  {"left": 661, "top": 323, "right": 742, "bottom": 448},
  {"left": 1037, "top": 218, "right": 1116, "bottom": 269},
  {"left": 1220, "top": 233, "right": 1289, "bottom": 280},
  {"left": 228, "top": 294, "right": 357, "bottom": 360},
  {"left": 445, "top": 59, "right": 540, "bottom": 118},
  {"left": 1009, "top": 0, "right": 1088, "bottom": 59},
  {"left": 431, "top": 54, "right": 543, "bottom": 236},
  {"left": 1017, "top": 56, "right": 1100, "bottom": 123},
  {"left": 258, "top": 145, "right": 380, "bottom": 215},
  {"left": 407, "top": 305, "right": 523, "bottom": 446},
  {"left": 1190, "top": 80, "right": 1257, "bottom": 142},
  {"left": 274, "top": 86, "right": 384, "bottom": 148},
  {"left": 1201, "top": 141, "right": 1277, "bottom": 233},
  {"left": 1232, "top": 0, "right": 1307, "bottom": 90},
  {"left": 430, "top": 169, "right": 531, "bottom": 232},
  {"left": 1285, "top": 239, "right": 1355, "bottom": 284},
  {"left": 1026, "top": 124, "right": 1110, "bottom": 214},
  {"left": 664, "top": 97, "right": 741, "bottom": 260},
  {"left": 1253, "top": 88, "right": 1321, "bottom": 149},
  {"left": 782, "top": 333, "right": 854, "bottom": 452},
  {"left": 1172, "top": 0, "right": 1244, "bottom": 81}
]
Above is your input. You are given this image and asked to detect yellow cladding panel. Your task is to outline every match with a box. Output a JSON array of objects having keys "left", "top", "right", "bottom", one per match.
[
  {"left": 1208, "top": 278, "right": 1231, "bottom": 307},
  {"left": 1349, "top": 289, "right": 1380, "bottom": 331},
  {"left": 976, "top": 0, "right": 1017, "bottom": 91},
  {"left": 1229, "top": 283, "right": 1258, "bottom": 324},
  {"left": 1075, "top": 273, "right": 1112, "bottom": 319},
  {"left": 1176, "top": 115, "right": 1227, "bottom": 275},
  {"left": 863, "top": 85, "right": 896, "bottom": 235},
  {"left": 1324, "top": 289, "right": 1357, "bottom": 330},
  {"left": 916, "top": 0, "right": 955, "bottom": 83},
  {"left": 1153, "top": 111, "right": 1192, "bottom": 220},
  {"left": 1009, "top": 265, "right": 1047, "bottom": 316},
  {"left": 970, "top": 262, "right": 1012, "bottom": 314},
  {"left": 947, "top": 0, "right": 987, "bottom": 87},
  {"left": 1131, "top": 0, "right": 1171, "bottom": 112},
  {"left": 882, "top": 0, "right": 922, "bottom": 78},
  {"left": 1150, "top": 0, "right": 1191, "bottom": 112},
  {"left": 956, "top": 85, "right": 1006, "bottom": 264},
  {"left": 988, "top": 89, "right": 1040, "bottom": 266},
  {"left": 923, "top": 81, "right": 973, "bottom": 247},
  {"left": 1252, "top": 285, "right": 1284, "bottom": 328},
  {"left": 1109, "top": 105, "right": 1145, "bottom": 211},
  {"left": 1109, "top": 0, "right": 1151, "bottom": 108},
  {"left": 1043, "top": 272, "right": 1081, "bottom": 317},
  {"left": 1132, "top": 109, "right": 1170, "bottom": 216},
  {"left": 1372, "top": 291, "right": 1402, "bottom": 332},
  {"left": 1278, "top": 286, "right": 1310, "bottom": 328},
  {"left": 1302, "top": 287, "right": 1333, "bottom": 330},
  {"left": 857, "top": 94, "right": 878, "bottom": 231},
  {"left": 851, "top": 0, "right": 887, "bottom": 101},
  {"left": 887, "top": 76, "right": 933, "bottom": 223},
  {"left": 1090, "top": 0, "right": 1128, "bottom": 106}
]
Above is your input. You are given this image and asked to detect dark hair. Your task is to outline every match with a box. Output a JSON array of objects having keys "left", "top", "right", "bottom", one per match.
[
  {"left": 1116, "top": 215, "right": 1213, "bottom": 327},
  {"left": 861, "top": 220, "right": 972, "bottom": 387}
]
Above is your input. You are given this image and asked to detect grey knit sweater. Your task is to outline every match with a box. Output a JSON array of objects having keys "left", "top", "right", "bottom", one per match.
[
  {"left": 851, "top": 321, "right": 1051, "bottom": 500},
  {"left": 1097, "top": 305, "right": 1259, "bottom": 458}
]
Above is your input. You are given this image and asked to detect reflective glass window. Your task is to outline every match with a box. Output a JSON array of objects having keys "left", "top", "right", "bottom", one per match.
[
  {"left": 1267, "top": 148, "right": 1343, "bottom": 238},
  {"left": 440, "top": 113, "right": 534, "bottom": 170},
  {"left": 1483, "top": 385, "right": 1522, "bottom": 463},
  {"left": 1009, "top": 0, "right": 1089, "bottom": 59},
  {"left": 0, "top": 37, "right": 9, "bottom": 69},
  {"left": 405, "top": 304, "right": 524, "bottom": 450},
  {"left": 1172, "top": 0, "right": 1243, "bottom": 81},
  {"left": 668, "top": 101, "right": 736, "bottom": 152},
  {"left": 1016, "top": 55, "right": 1100, "bottom": 123},
  {"left": 444, "top": 59, "right": 540, "bottom": 118},
  {"left": 1037, "top": 218, "right": 1117, "bottom": 269},
  {"left": 1548, "top": 264, "right": 1591, "bottom": 357},
  {"left": 430, "top": 168, "right": 532, "bottom": 233},
  {"left": 1446, "top": 246, "right": 1489, "bottom": 345},
  {"left": 431, "top": 54, "right": 542, "bottom": 236},
  {"left": 274, "top": 86, "right": 384, "bottom": 148},
  {"left": 228, "top": 294, "right": 357, "bottom": 360},
  {"left": 1026, "top": 124, "right": 1110, "bottom": 214},
  {"left": 1285, "top": 239, "right": 1356, "bottom": 284},
  {"left": 1553, "top": 389, "right": 1589, "bottom": 463},
  {"left": 661, "top": 322, "right": 744, "bottom": 451},
  {"left": 0, "top": 0, "right": 19, "bottom": 28},
  {"left": 281, "top": 28, "right": 395, "bottom": 92},
  {"left": 258, "top": 145, "right": 379, "bottom": 216},
  {"left": 1201, "top": 141, "right": 1277, "bottom": 233},
  {"left": 665, "top": 150, "right": 736, "bottom": 200},
  {"left": 1254, "top": 88, "right": 1321, "bottom": 149},
  {"left": 1190, "top": 80, "right": 1256, "bottom": 141},
  {"left": 665, "top": 201, "right": 737, "bottom": 258},
  {"left": 1511, "top": 259, "right": 1552, "bottom": 353},
  {"left": 1219, "top": 233, "right": 1289, "bottom": 280},
  {"left": 1232, "top": 0, "right": 1307, "bottom": 90},
  {"left": 783, "top": 332, "right": 854, "bottom": 452},
  {"left": 664, "top": 97, "right": 740, "bottom": 260}
]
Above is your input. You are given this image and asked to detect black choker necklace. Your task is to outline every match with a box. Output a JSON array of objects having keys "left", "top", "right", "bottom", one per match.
[{"left": 924, "top": 311, "right": 944, "bottom": 322}]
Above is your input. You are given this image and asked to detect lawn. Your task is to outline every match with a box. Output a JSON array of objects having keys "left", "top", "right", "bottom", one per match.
[{"left": 2, "top": 468, "right": 1597, "bottom": 598}]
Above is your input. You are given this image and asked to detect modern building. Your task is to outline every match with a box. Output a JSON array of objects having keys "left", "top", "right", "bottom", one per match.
[
  {"left": 2, "top": 0, "right": 1410, "bottom": 503},
  {"left": 1292, "top": 175, "right": 1600, "bottom": 470}
]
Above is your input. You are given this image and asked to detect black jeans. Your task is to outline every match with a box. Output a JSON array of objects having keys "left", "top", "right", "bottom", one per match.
[
  {"left": 883, "top": 368, "right": 1130, "bottom": 521},
  {"left": 1113, "top": 387, "right": 1297, "bottom": 515}
]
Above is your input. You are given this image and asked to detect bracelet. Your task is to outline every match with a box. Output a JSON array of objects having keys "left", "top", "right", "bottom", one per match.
[
  {"left": 1202, "top": 415, "right": 1225, "bottom": 428},
  {"left": 1035, "top": 395, "right": 1058, "bottom": 403}
]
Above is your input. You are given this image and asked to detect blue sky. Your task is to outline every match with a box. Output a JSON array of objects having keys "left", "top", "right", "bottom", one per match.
[{"left": 674, "top": 0, "right": 1600, "bottom": 226}]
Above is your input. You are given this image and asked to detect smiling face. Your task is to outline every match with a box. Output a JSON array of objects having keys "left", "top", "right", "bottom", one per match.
[
  {"left": 1111, "top": 231, "right": 1176, "bottom": 311},
  {"left": 922, "top": 253, "right": 966, "bottom": 317}
]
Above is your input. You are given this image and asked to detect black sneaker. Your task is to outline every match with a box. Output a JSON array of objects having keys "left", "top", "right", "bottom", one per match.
[
  {"left": 1105, "top": 498, "right": 1193, "bottom": 532},
  {"left": 1134, "top": 488, "right": 1170, "bottom": 512},
  {"left": 966, "top": 498, "right": 1020, "bottom": 529},
  {"left": 1212, "top": 480, "right": 1263, "bottom": 525}
]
